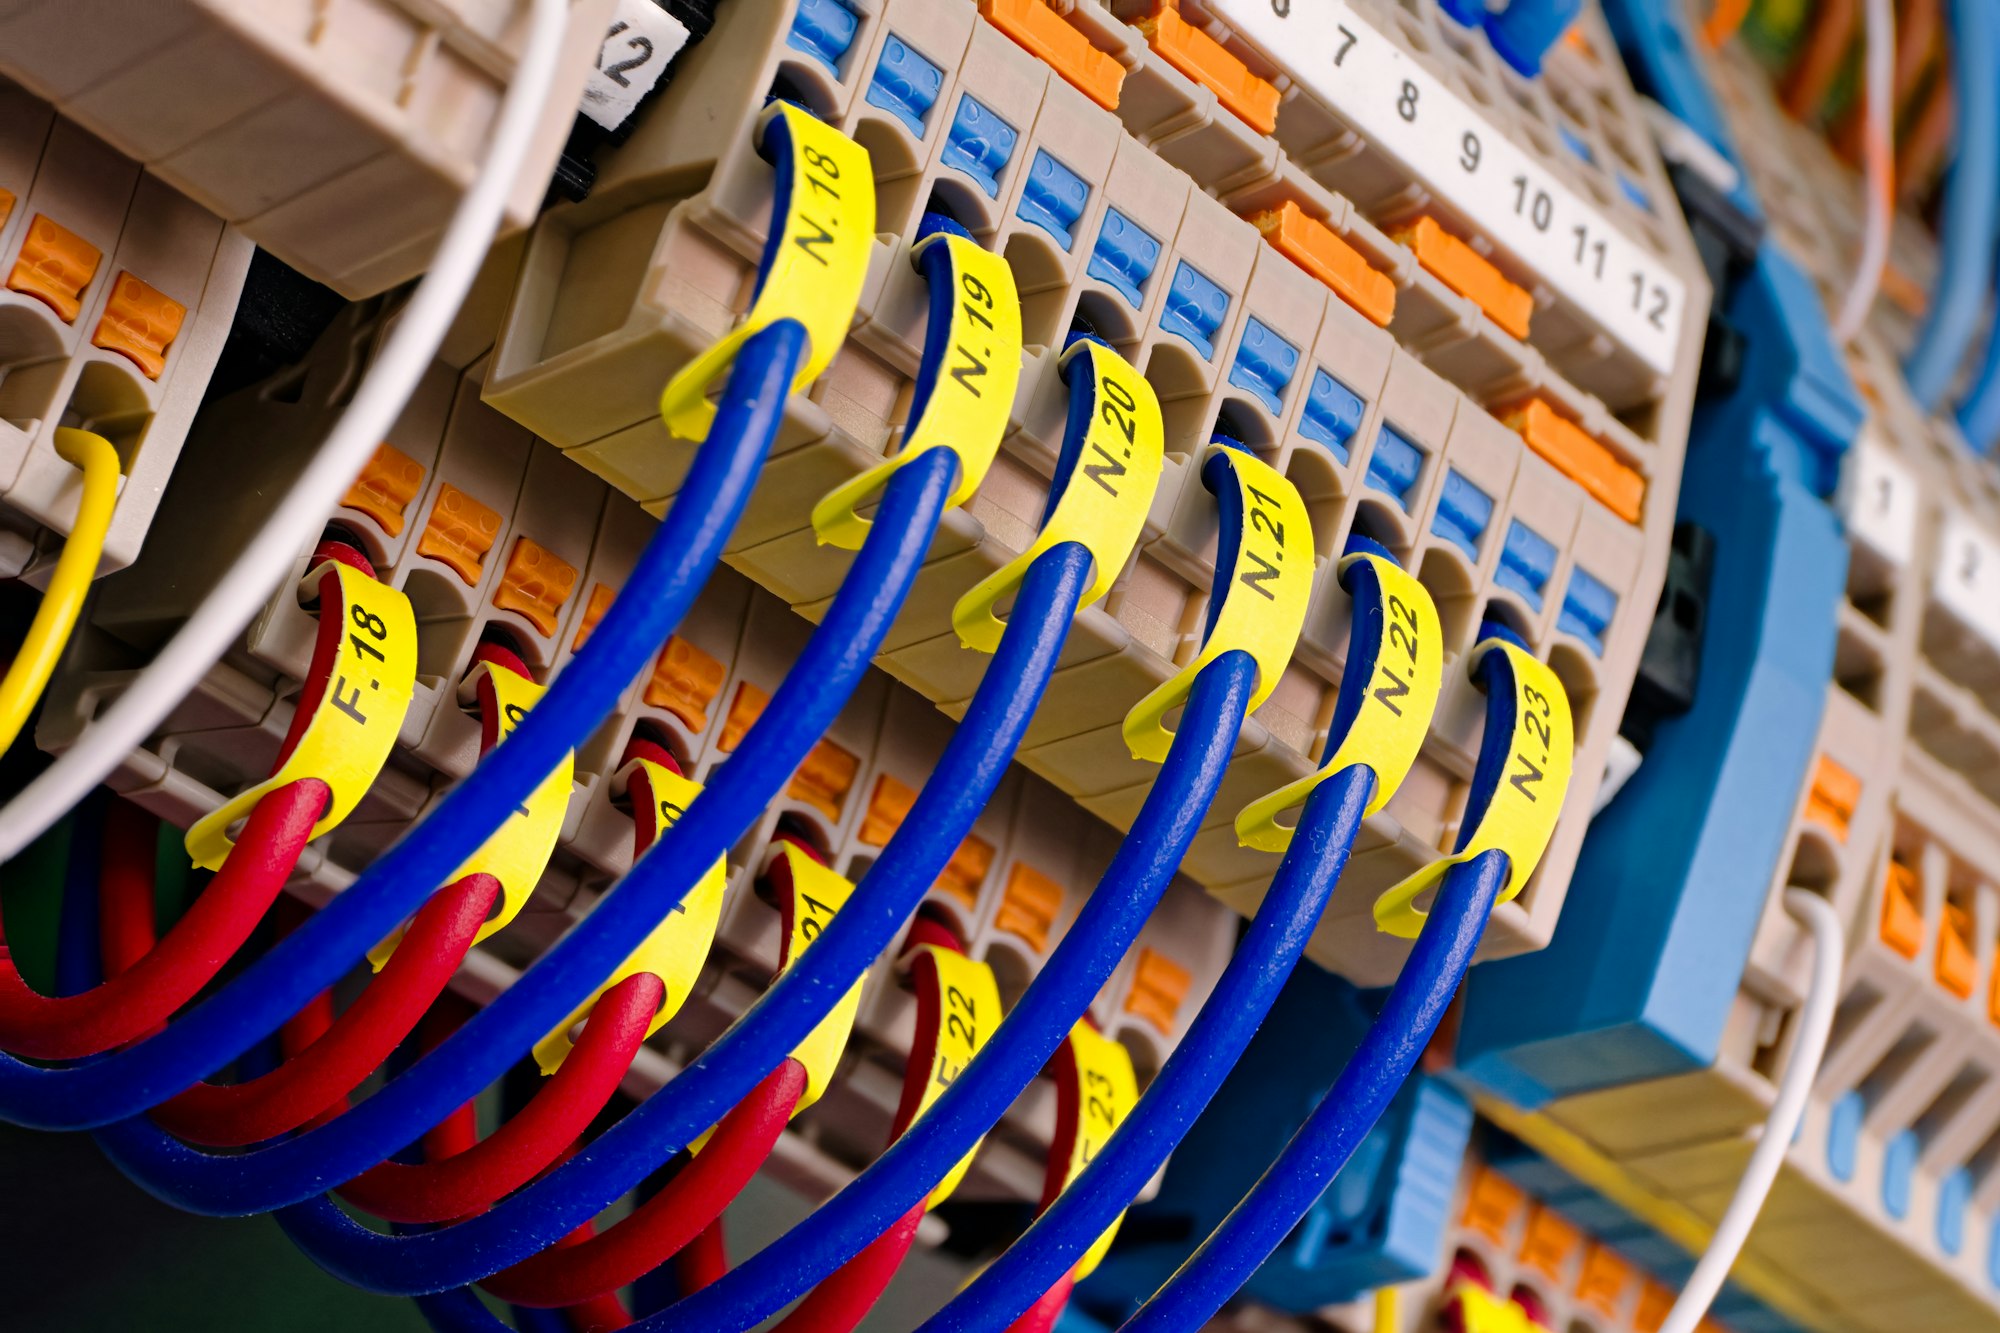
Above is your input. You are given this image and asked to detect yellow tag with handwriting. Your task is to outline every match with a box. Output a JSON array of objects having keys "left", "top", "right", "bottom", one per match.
[
  {"left": 905, "top": 944, "right": 1003, "bottom": 1207},
  {"left": 776, "top": 843, "right": 867, "bottom": 1114},
  {"left": 658, "top": 103, "right": 875, "bottom": 442},
  {"left": 1237, "top": 551, "right": 1443, "bottom": 849},
  {"left": 1372, "top": 638, "right": 1574, "bottom": 938},
  {"left": 1054, "top": 1021, "right": 1138, "bottom": 1278},
  {"left": 533, "top": 760, "right": 725, "bottom": 1072},
  {"left": 954, "top": 340, "right": 1163, "bottom": 652},
  {"left": 186, "top": 562, "right": 415, "bottom": 870},
  {"left": 813, "top": 233, "right": 1024, "bottom": 549},
  {"left": 1124, "top": 446, "right": 1315, "bottom": 763}
]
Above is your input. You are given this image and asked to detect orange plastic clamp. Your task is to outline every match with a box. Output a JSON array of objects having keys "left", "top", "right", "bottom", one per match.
[
  {"left": 791, "top": 739, "right": 858, "bottom": 822},
  {"left": 572, "top": 583, "right": 616, "bottom": 651},
  {"left": 1124, "top": 947, "right": 1191, "bottom": 1035},
  {"left": 1502, "top": 399, "right": 1646, "bottom": 525},
  {"left": 1574, "top": 1242, "right": 1633, "bottom": 1319},
  {"left": 416, "top": 484, "right": 502, "bottom": 585},
  {"left": 936, "top": 833, "right": 994, "bottom": 914},
  {"left": 8, "top": 213, "right": 101, "bottom": 323},
  {"left": 0, "top": 189, "right": 14, "bottom": 233},
  {"left": 1802, "top": 753, "right": 1861, "bottom": 843},
  {"left": 1137, "top": 4, "right": 1279, "bottom": 134},
  {"left": 1881, "top": 859, "right": 1923, "bottom": 961},
  {"left": 1460, "top": 1165, "right": 1526, "bottom": 1245},
  {"left": 1251, "top": 202, "right": 1396, "bottom": 327},
  {"left": 994, "top": 862, "right": 1063, "bottom": 954},
  {"left": 1392, "top": 215, "right": 1532, "bottom": 340},
  {"left": 643, "top": 635, "right": 727, "bottom": 731},
  {"left": 1517, "top": 1203, "right": 1581, "bottom": 1284},
  {"left": 91, "top": 271, "right": 185, "bottom": 379},
  {"left": 861, "top": 774, "right": 917, "bottom": 847},
  {"left": 980, "top": 0, "right": 1125, "bottom": 110},
  {"left": 340, "top": 442, "right": 426, "bottom": 537},
  {"left": 492, "top": 537, "right": 579, "bottom": 638},
  {"left": 1633, "top": 1280, "right": 1675, "bottom": 1333},
  {"left": 1938, "top": 901, "right": 1977, "bottom": 1000},
  {"left": 721, "top": 681, "right": 768, "bottom": 751}
]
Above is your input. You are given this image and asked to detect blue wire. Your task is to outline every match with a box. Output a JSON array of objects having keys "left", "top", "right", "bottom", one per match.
[
  {"left": 643, "top": 650, "right": 1259, "bottom": 1333},
  {"left": 922, "top": 764, "right": 1375, "bottom": 1333},
  {"left": 262, "top": 526, "right": 1085, "bottom": 1292},
  {"left": 1906, "top": 0, "right": 1999, "bottom": 410},
  {"left": 1120, "top": 849, "right": 1508, "bottom": 1333},
  {"left": 0, "top": 321, "right": 809, "bottom": 1132},
  {"left": 94, "top": 447, "right": 957, "bottom": 1218}
]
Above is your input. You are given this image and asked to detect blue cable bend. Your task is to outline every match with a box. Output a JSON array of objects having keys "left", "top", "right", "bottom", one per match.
[
  {"left": 644, "top": 651, "right": 1260, "bottom": 1333},
  {"left": 1121, "top": 849, "right": 1509, "bottom": 1333},
  {"left": 94, "top": 447, "right": 958, "bottom": 1217},
  {"left": 263, "top": 534, "right": 1088, "bottom": 1290},
  {"left": 1906, "top": 0, "right": 1998, "bottom": 410},
  {"left": 923, "top": 764, "right": 1375, "bottom": 1333},
  {"left": 0, "top": 320, "right": 809, "bottom": 1131}
]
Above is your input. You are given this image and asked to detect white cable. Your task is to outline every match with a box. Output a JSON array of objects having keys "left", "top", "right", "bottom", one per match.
[
  {"left": 1832, "top": 0, "right": 1896, "bottom": 343},
  {"left": 1658, "top": 889, "right": 1845, "bottom": 1333},
  {"left": 0, "top": 0, "right": 572, "bottom": 863}
]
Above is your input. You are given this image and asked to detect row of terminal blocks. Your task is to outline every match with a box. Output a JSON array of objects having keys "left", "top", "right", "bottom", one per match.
[
  {"left": 53, "top": 318, "right": 1237, "bottom": 1217},
  {"left": 0, "top": 79, "right": 247, "bottom": 577},
  {"left": 0, "top": 0, "right": 617, "bottom": 298},
  {"left": 472, "top": 0, "right": 1712, "bottom": 983},
  {"left": 1451, "top": 7, "right": 2000, "bottom": 1332}
]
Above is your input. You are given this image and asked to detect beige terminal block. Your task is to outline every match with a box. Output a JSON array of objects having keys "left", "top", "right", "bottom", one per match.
[{"left": 0, "top": 0, "right": 617, "bottom": 298}]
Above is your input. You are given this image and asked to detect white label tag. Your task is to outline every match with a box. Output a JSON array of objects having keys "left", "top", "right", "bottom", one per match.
[
  {"left": 580, "top": 0, "right": 690, "bottom": 132},
  {"left": 1934, "top": 511, "right": 2000, "bottom": 650},
  {"left": 1209, "top": 0, "right": 1688, "bottom": 374},
  {"left": 1840, "top": 428, "right": 1918, "bottom": 568}
]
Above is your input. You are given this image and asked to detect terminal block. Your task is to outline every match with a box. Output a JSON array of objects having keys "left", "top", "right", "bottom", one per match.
[
  {"left": 478, "top": 0, "right": 1711, "bottom": 986},
  {"left": 0, "top": 80, "right": 249, "bottom": 581},
  {"left": 0, "top": 0, "right": 620, "bottom": 298},
  {"left": 55, "top": 308, "right": 1238, "bottom": 1245}
]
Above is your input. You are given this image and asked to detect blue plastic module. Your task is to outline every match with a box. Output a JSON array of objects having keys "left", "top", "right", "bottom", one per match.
[{"left": 1455, "top": 0, "right": 1863, "bottom": 1107}]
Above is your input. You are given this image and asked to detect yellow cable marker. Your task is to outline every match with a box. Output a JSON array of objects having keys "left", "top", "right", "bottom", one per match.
[
  {"left": 0, "top": 427, "right": 120, "bottom": 755},
  {"left": 535, "top": 758, "right": 725, "bottom": 1071},
  {"left": 1124, "top": 445, "right": 1315, "bottom": 764},
  {"left": 1237, "top": 550, "right": 1443, "bottom": 850},
  {"left": 772, "top": 841, "right": 868, "bottom": 1115},
  {"left": 1051, "top": 1020, "right": 1139, "bottom": 1280},
  {"left": 1371, "top": 637, "right": 1574, "bottom": 938},
  {"left": 370, "top": 664, "right": 574, "bottom": 969},
  {"left": 904, "top": 944, "right": 1003, "bottom": 1208},
  {"left": 954, "top": 339, "right": 1164, "bottom": 652},
  {"left": 658, "top": 102, "right": 875, "bottom": 442},
  {"left": 813, "top": 232, "right": 1025, "bottom": 548},
  {"left": 185, "top": 562, "right": 416, "bottom": 870}
]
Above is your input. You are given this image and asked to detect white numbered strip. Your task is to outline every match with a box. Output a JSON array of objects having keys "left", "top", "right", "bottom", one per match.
[
  {"left": 1934, "top": 512, "right": 2000, "bottom": 652},
  {"left": 1839, "top": 427, "right": 1918, "bottom": 568},
  {"left": 1210, "top": 0, "right": 1687, "bottom": 374},
  {"left": 581, "top": 0, "right": 692, "bottom": 132}
]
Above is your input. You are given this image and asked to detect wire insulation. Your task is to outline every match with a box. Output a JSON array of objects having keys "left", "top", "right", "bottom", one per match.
[
  {"left": 1831, "top": 0, "right": 1896, "bottom": 343},
  {"left": 1656, "top": 890, "right": 1843, "bottom": 1333},
  {"left": 0, "top": 427, "right": 119, "bottom": 755}
]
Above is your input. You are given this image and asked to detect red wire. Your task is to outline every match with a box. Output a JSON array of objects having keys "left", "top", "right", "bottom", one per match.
[
  {"left": 0, "top": 777, "right": 326, "bottom": 1059},
  {"left": 335, "top": 971, "right": 664, "bottom": 1224},
  {"left": 772, "top": 1200, "right": 925, "bottom": 1333},
  {"left": 480, "top": 1058, "right": 807, "bottom": 1307},
  {"left": 147, "top": 873, "right": 500, "bottom": 1145},
  {"left": 97, "top": 799, "right": 162, "bottom": 980},
  {"left": 1005, "top": 1275, "right": 1074, "bottom": 1333},
  {"left": 674, "top": 1218, "right": 730, "bottom": 1295}
]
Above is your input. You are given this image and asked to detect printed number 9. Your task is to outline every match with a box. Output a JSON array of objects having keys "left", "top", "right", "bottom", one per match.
[{"left": 1460, "top": 131, "right": 1481, "bottom": 173}]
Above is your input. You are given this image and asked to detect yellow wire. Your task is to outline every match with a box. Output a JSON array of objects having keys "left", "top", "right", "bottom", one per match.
[
  {"left": 0, "top": 428, "right": 119, "bottom": 754},
  {"left": 1373, "top": 1284, "right": 1399, "bottom": 1333}
]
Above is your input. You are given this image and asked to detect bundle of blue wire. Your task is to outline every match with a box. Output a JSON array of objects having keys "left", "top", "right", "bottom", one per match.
[
  {"left": 923, "top": 540, "right": 1415, "bottom": 1333},
  {"left": 636, "top": 444, "right": 1277, "bottom": 1332},
  {"left": 0, "top": 319, "right": 807, "bottom": 1132}
]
